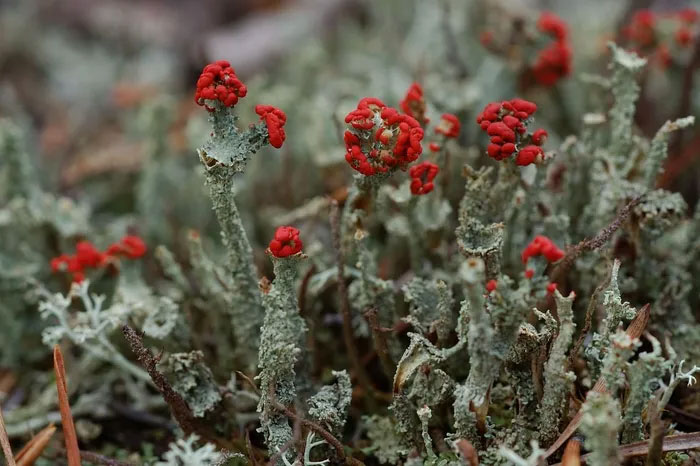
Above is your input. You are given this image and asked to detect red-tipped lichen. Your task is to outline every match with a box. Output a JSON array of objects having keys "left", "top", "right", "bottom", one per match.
[
  {"left": 409, "top": 161, "right": 439, "bottom": 195},
  {"left": 194, "top": 60, "right": 247, "bottom": 111},
  {"left": 255, "top": 105, "right": 287, "bottom": 149},
  {"left": 269, "top": 226, "right": 303, "bottom": 258}
]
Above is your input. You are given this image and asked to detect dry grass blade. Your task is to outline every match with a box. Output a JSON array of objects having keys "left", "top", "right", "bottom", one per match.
[
  {"left": 544, "top": 304, "right": 651, "bottom": 458},
  {"left": 0, "top": 404, "right": 16, "bottom": 466},
  {"left": 561, "top": 439, "right": 581, "bottom": 466},
  {"left": 53, "top": 345, "right": 81, "bottom": 466},
  {"left": 551, "top": 432, "right": 700, "bottom": 465},
  {"left": 15, "top": 424, "right": 56, "bottom": 466}
]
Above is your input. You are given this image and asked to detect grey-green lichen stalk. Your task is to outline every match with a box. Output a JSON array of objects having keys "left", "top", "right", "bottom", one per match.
[
  {"left": 198, "top": 104, "right": 271, "bottom": 371},
  {"left": 257, "top": 252, "right": 308, "bottom": 463}
]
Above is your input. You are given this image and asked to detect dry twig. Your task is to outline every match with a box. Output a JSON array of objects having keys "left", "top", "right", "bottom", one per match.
[
  {"left": 550, "top": 196, "right": 643, "bottom": 284},
  {"left": 122, "top": 325, "right": 199, "bottom": 437}
]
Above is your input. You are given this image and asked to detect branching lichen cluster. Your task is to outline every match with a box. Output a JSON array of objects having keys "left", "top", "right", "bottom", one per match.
[{"left": 1, "top": 1, "right": 700, "bottom": 465}]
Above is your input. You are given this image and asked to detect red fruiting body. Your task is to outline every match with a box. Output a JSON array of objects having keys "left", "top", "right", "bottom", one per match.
[
  {"left": 269, "top": 226, "right": 303, "bottom": 258},
  {"left": 532, "top": 12, "right": 572, "bottom": 86},
  {"left": 194, "top": 60, "right": 247, "bottom": 111},
  {"left": 532, "top": 128, "right": 548, "bottom": 146},
  {"left": 344, "top": 97, "right": 424, "bottom": 176},
  {"left": 480, "top": 30, "right": 494, "bottom": 46},
  {"left": 486, "top": 279, "right": 498, "bottom": 292},
  {"left": 108, "top": 235, "right": 148, "bottom": 259},
  {"left": 623, "top": 9, "right": 699, "bottom": 67},
  {"left": 515, "top": 145, "right": 544, "bottom": 166},
  {"left": 676, "top": 27, "right": 693, "bottom": 46},
  {"left": 400, "top": 83, "right": 429, "bottom": 125},
  {"left": 476, "top": 99, "right": 546, "bottom": 165},
  {"left": 521, "top": 235, "right": 565, "bottom": 265},
  {"left": 435, "top": 113, "right": 461, "bottom": 139},
  {"left": 533, "top": 41, "right": 572, "bottom": 86},
  {"left": 538, "top": 12, "right": 568, "bottom": 42},
  {"left": 409, "top": 161, "right": 439, "bottom": 195},
  {"left": 525, "top": 268, "right": 535, "bottom": 279},
  {"left": 625, "top": 10, "right": 657, "bottom": 47},
  {"left": 679, "top": 8, "right": 699, "bottom": 23},
  {"left": 429, "top": 142, "right": 441, "bottom": 152},
  {"left": 547, "top": 282, "right": 558, "bottom": 294},
  {"left": 51, "top": 235, "right": 147, "bottom": 283},
  {"left": 255, "top": 105, "right": 287, "bottom": 149},
  {"left": 75, "top": 241, "right": 106, "bottom": 268}
]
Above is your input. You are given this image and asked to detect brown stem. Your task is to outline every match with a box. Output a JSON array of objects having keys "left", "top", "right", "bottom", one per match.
[
  {"left": 122, "top": 325, "right": 198, "bottom": 437},
  {"left": 269, "top": 395, "right": 364, "bottom": 466},
  {"left": 363, "top": 308, "right": 395, "bottom": 381},
  {"left": 53, "top": 346, "right": 80, "bottom": 466},
  {"left": 550, "top": 195, "right": 643, "bottom": 284},
  {"left": 122, "top": 325, "right": 235, "bottom": 451},
  {"left": 329, "top": 200, "right": 375, "bottom": 402}
]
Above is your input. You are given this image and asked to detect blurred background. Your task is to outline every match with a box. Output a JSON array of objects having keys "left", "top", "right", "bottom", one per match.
[{"left": 0, "top": 0, "right": 697, "bottom": 217}]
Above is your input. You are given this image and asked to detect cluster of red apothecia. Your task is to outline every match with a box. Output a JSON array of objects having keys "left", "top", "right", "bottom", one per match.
[
  {"left": 50, "top": 236, "right": 147, "bottom": 283},
  {"left": 479, "top": 11, "right": 571, "bottom": 87},
  {"left": 623, "top": 8, "right": 698, "bottom": 68},
  {"left": 532, "top": 12, "right": 572, "bottom": 86},
  {"left": 194, "top": 60, "right": 247, "bottom": 111},
  {"left": 268, "top": 226, "right": 303, "bottom": 258},
  {"left": 486, "top": 235, "right": 564, "bottom": 294},
  {"left": 254, "top": 105, "right": 286, "bottom": 149},
  {"left": 409, "top": 161, "right": 439, "bottom": 195},
  {"left": 344, "top": 97, "right": 425, "bottom": 176},
  {"left": 476, "top": 98, "right": 548, "bottom": 166},
  {"left": 429, "top": 113, "right": 461, "bottom": 153},
  {"left": 399, "top": 83, "right": 429, "bottom": 126},
  {"left": 344, "top": 84, "right": 463, "bottom": 196},
  {"left": 195, "top": 60, "right": 287, "bottom": 149},
  {"left": 523, "top": 235, "right": 564, "bottom": 294}
]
